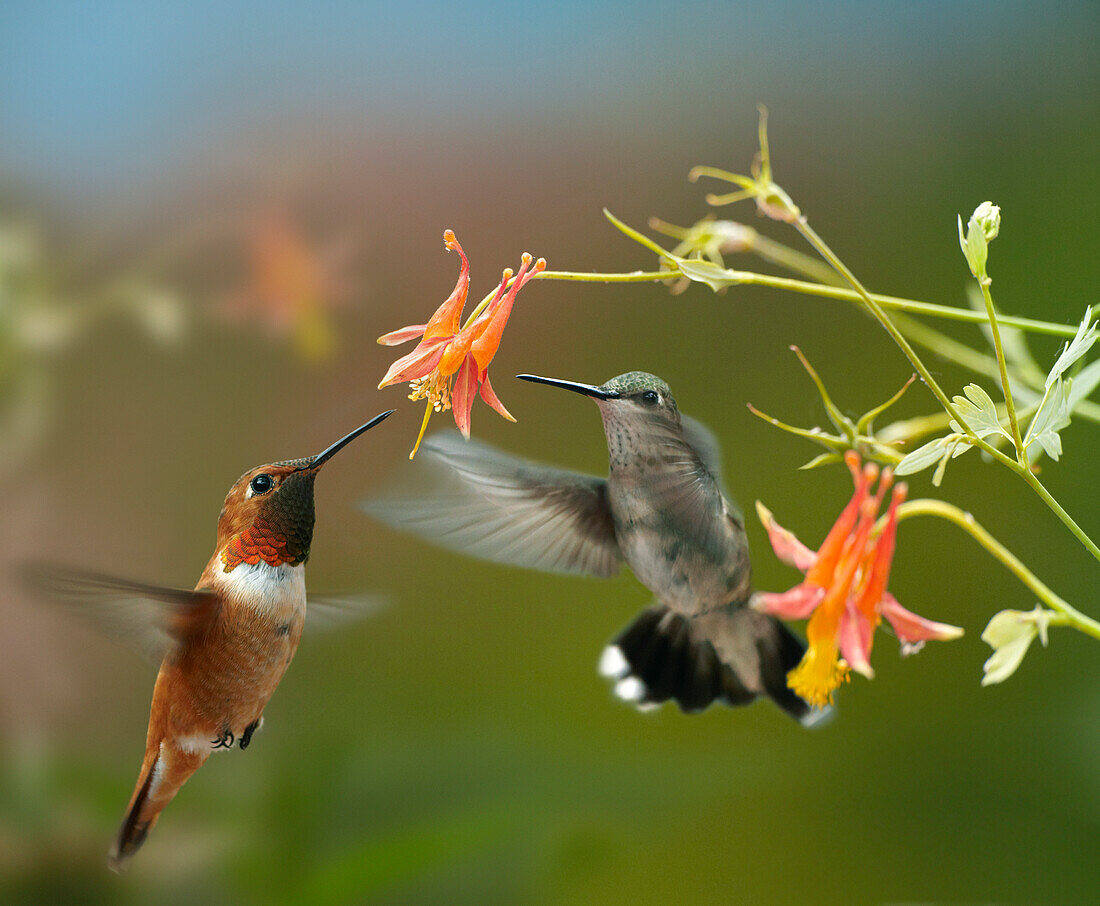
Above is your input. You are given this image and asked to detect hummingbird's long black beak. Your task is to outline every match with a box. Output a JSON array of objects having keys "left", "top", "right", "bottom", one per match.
[
  {"left": 304, "top": 410, "right": 396, "bottom": 471},
  {"left": 516, "top": 374, "right": 620, "bottom": 400}
]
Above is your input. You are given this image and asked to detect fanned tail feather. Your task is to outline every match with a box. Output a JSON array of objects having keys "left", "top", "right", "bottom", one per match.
[{"left": 599, "top": 604, "right": 830, "bottom": 726}]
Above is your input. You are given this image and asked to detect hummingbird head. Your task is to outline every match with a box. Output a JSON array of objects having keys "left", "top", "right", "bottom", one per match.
[
  {"left": 517, "top": 371, "right": 683, "bottom": 468},
  {"left": 518, "top": 370, "right": 679, "bottom": 420},
  {"left": 217, "top": 410, "right": 394, "bottom": 572}
]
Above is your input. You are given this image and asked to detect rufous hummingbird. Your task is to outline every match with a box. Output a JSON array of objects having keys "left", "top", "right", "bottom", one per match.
[
  {"left": 366, "top": 372, "right": 825, "bottom": 725},
  {"left": 29, "top": 410, "right": 393, "bottom": 871}
]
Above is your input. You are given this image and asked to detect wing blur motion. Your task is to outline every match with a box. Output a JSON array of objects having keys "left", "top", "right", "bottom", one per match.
[
  {"left": 19, "top": 562, "right": 222, "bottom": 663},
  {"left": 362, "top": 431, "right": 623, "bottom": 578}
]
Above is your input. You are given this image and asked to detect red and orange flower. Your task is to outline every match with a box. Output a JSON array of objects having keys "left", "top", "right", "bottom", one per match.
[
  {"left": 378, "top": 230, "right": 545, "bottom": 457},
  {"left": 754, "top": 451, "right": 963, "bottom": 707}
]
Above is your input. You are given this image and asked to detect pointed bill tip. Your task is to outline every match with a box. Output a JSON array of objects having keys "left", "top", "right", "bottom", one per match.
[
  {"left": 308, "top": 410, "right": 395, "bottom": 470},
  {"left": 516, "top": 373, "right": 619, "bottom": 399}
]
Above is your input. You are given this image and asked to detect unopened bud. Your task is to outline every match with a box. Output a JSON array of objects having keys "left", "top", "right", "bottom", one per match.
[{"left": 971, "top": 201, "right": 1000, "bottom": 241}]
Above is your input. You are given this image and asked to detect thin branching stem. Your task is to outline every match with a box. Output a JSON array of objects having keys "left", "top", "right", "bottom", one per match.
[
  {"left": 785, "top": 218, "right": 1100, "bottom": 565},
  {"left": 895, "top": 499, "right": 1100, "bottom": 639},
  {"left": 979, "top": 281, "right": 1027, "bottom": 465}
]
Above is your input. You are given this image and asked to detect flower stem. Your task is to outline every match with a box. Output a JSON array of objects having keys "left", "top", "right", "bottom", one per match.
[
  {"left": 535, "top": 267, "right": 1078, "bottom": 338},
  {"left": 790, "top": 217, "right": 1100, "bottom": 564},
  {"left": 979, "top": 281, "right": 1027, "bottom": 465},
  {"left": 791, "top": 218, "right": 979, "bottom": 442},
  {"left": 895, "top": 499, "right": 1100, "bottom": 640}
]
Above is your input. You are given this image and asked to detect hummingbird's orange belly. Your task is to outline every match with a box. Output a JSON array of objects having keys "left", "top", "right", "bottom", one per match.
[{"left": 161, "top": 607, "right": 304, "bottom": 746}]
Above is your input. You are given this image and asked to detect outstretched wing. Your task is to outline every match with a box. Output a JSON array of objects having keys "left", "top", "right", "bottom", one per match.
[
  {"left": 363, "top": 432, "right": 622, "bottom": 577},
  {"left": 19, "top": 562, "right": 222, "bottom": 664}
]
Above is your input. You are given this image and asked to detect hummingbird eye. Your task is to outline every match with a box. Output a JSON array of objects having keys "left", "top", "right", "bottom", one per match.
[
  {"left": 641, "top": 390, "right": 660, "bottom": 405},
  {"left": 248, "top": 474, "right": 275, "bottom": 497}
]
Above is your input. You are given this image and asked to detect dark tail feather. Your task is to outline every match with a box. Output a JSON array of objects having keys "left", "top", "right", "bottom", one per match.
[
  {"left": 108, "top": 753, "right": 160, "bottom": 873},
  {"left": 108, "top": 740, "right": 206, "bottom": 872},
  {"left": 599, "top": 604, "right": 830, "bottom": 726}
]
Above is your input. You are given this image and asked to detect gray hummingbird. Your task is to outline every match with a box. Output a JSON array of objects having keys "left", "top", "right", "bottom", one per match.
[{"left": 365, "top": 371, "right": 823, "bottom": 724}]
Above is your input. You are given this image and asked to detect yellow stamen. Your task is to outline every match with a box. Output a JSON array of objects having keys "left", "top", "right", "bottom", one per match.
[{"left": 787, "top": 643, "right": 851, "bottom": 708}]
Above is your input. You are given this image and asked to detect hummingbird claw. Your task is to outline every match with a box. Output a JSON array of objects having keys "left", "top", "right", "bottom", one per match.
[
  {"left": 239, "top": 720, "right": 261, "bottom": 750},
  {"left": 211, "top": 729, "right": 235, "bottom": 749}
]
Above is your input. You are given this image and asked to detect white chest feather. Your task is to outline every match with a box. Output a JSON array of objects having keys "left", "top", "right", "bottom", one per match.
[{"left": 215, "top": 561, "right": 307, "bottom": 620}]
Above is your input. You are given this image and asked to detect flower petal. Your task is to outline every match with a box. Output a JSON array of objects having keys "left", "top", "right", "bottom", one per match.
[
  {"left": 377, "top": 324, "right": 427, "bottom": 346},
  {"left": 837, "top": 605, "right": 875, "bottom": 678},
  {"left": 752, "top": 584, "right": 825, "bottom": 620},
  {"left": 451, "top": 356, "right": 478, "bottom": 438},
  {"left": 805, "top": 452, "right": 876, "bottom": 587},
  {"left": 479, "top": 372, "right": 515, "bottom": 422},
  {"left": 470, "top": 254, "right": 544, "bottom": 372},
  {"left": 377, "top": 337, "right": 448, "bottom": 388},
  {"left": 422, "top": 230, "right": 470, "bottom": 341},
  {"left": 851, "top": 482, "right": 906, "bottom": 624},
  {"left": 880, "top": 593, "right": 964, "bottom": 644},
  {"left": 755, "top": 501, "right": 816, "bottom": 571}
]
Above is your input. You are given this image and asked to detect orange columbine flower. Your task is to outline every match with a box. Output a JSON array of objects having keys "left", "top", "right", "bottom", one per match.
[
  {"left": 378, "top": 230, "right": 545, "bottom": 457},
  {"left": 753, "top": 451, "right": 963, "bottom": 707}
]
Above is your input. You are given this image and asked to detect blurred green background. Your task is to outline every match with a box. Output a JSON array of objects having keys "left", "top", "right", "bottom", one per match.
[{"left": 2, "top": 1, "right": 1098, "bottom": 903}]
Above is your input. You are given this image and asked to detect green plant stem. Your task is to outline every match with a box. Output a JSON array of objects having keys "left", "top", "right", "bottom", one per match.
[
  {"left": 1018, "top": 469, "right": 1100, "bottom": 562},
  {"left": 791, "top": 219, "right": 982, "bottom": 441},
  {"left": 730, "top": 229, "right": 1100, "bottom": 425},
  {"left": 979, "top": 281, "right": 1027, "bottom": 465},
  {"left": 791, "top": 217, "right": 1100, "bottom": 565},
  {"left": 896, "top": 499, "right": 1100, "bottom": 640},
  {"left": 535, "top": 267, "right": 1078, "bottom": 337}
]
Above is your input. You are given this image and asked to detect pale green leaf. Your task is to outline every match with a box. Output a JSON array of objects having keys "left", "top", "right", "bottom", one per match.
[
  {"left": 981, "top": 630, "right": 1037, "bottom": 685},
  {"left": 981, "top": 607, "right": 1051, "bottom": 686},
  {"left": 1027, "top": 379, "right": 1071, "bottom": 461},
  {"left": 798, "top": 451, "right": 843, "bottom": 471},
  {"left": 676, "top": 258, "right": 741, "bottom": 292},
  {"left": 951, "top": 383, "right": 1010, "bottom": 440},
  {"left": 1046, "top": 305, "right": 1097, "bottom": 388},
  {"left": 894, "top": 437, "right": 948, "bottom": 475},
  {"left": 931, "top": 442, "right": 955, "bottom": 487}
]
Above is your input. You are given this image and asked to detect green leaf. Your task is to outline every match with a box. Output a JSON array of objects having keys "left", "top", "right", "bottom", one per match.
[
  {"left": 931, "top": 441, "right": 956, "bottom": 487},
  {"left": 675, "top": 258, "right": 741, "bottom": 292},
  {"left": 951, "top": 383, "right": 1010, "bottom": 441},
  {"left": 798, "top": 451, "right": 843, "bottom": 471},
  {"left": 980, "top": 606, "right": 1052, "bottom": 686},
  {"left": 895, "top": 437, "right": 949, "bottom": 475},
  {"left": 1027, "top": 378, "right": 1071, "bottom": 461},
  {"left": 1046, "top": 305, "right": 1096, "bottom": 388}
]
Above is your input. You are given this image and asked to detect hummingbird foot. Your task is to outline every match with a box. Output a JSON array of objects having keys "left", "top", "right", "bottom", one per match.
[
  {"left": 239, "top": 719, "right": 262, "bottom": 750},
  {"left": 211, "top": 728, "right": 235, "bottom": 749}
]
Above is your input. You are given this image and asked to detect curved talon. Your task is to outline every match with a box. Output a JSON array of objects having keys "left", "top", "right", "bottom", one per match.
[
  {"left": 211, "top": 729, "right": 235, "bottom": 749},
  {"left": 239, "top": 720, "right": 260, "bottom": 750}
]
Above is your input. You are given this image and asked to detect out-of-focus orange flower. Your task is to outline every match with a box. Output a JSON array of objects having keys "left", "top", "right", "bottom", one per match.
[
  {"left": 378, "top": 230, "right": 545, "bottom": 457},
  {"left": 227, "top": 209, "right": 347, "bottom": 360},
  {"left": 754, "top": 451, "right": 963, "bottom": 707}
]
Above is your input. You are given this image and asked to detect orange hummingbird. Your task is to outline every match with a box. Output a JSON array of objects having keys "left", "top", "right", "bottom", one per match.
[{"left": 28, "top": 411, "right": 393, "bottom": 871}]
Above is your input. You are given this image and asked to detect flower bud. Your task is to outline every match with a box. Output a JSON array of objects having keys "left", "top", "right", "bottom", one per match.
[{"left": 971, "top": 201, "right": 1001, "bottom": 241}]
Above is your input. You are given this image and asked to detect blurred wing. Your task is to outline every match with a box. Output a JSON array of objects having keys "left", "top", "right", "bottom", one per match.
[
  {"left": 363, "top": 431, "right": 622, "bottom": 577},
  {"left": 305, "top": 592, "right": 387, "bottom": 631},
  {"left": 19, "top": 562, "right": 222, "bottom": 664}
]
